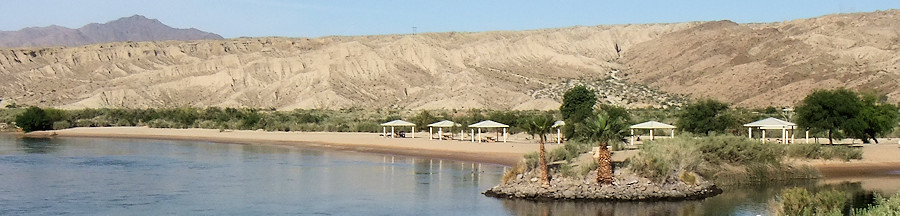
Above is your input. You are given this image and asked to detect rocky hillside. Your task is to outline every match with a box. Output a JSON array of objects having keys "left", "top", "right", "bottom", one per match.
[
  {"left": 623, "top": 10, "right": 900, "bottom": 107},
  {"left": 1, "top": 10, "right": 899, "bottom": 110},
  {"left": 0, "top": 15, "right": 223, "bottom": 48},
  {"left": 0, "top": 23, "right": 696, "bottom": 110}
]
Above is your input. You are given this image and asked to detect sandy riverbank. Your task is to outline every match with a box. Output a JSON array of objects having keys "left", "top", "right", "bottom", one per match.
[
  {"left": 793, "top": 140, "right": 900, "bottom": 177},
  {"left": 23, "top": 127, "right": 561, "bottom": 166}
]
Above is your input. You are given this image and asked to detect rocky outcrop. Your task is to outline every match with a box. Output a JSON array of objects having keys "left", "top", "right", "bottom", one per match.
[{"left": 484, "top": 169, "right": 721, "bottom": 201}]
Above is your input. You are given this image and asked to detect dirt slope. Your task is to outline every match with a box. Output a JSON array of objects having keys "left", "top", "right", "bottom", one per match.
[
  {"left": 623, "top": 10, "right": 900, "bottom": 107},
  {"left": 0, "top": 23, "right": 695, "bottom": 110},
  {"left": 2, "top": 10, "right": 899, "bottom": 110}
]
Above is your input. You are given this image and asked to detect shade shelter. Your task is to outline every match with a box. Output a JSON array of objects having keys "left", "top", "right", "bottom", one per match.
[
  {"left": 427, "top": 120, "right": 461, "bottom": 140},
  {"left": 743, "top": 117, "right": 796, "bottom": 144},
  {"left": 468, "top": 120, "right": 509, "bottom": 143},
  {"left": 630, "top": 121, "right": 676, "bottom": 144},
  {"left": 551, "top": 121, "right": 565, "bottom": 144},
  {"left": 381, "top": 120, "right": 415, "bottom": 138}
]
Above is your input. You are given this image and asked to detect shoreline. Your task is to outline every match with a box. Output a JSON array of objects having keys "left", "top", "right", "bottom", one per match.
[
  {"left": 19, "top": 127, "right": 555, "bottom": 167},
  {"left": 10, "top": 127, "right": 900, "bottom": 176}
]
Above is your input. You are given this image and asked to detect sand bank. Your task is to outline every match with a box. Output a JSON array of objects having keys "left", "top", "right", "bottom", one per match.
[{"left": 27, "top": 127, "right": 560, "bottom": 166}]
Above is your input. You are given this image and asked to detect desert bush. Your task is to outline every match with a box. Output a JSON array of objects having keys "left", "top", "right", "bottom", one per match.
[
  {"left": 855, "top": 191, "right": 900, "bottom": 215},
  {"left": 784, "top": 144, "right": 862, "bottom": 161},
  {"left": 628, "top": 135, "right": 819, "bottom": 185},
  {"left": 52, "top": 121, "right": 71, "bottom": 130},
  {"left": 778, "top": 187, "right": 847, "bottom": 216},
  {"left": 502, "top": 162, "right": 526, "bottom": 184}
]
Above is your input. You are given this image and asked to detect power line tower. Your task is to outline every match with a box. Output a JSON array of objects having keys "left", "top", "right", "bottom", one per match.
[{"left": 412, "top": 27, "right": 417, "bottom": 35}]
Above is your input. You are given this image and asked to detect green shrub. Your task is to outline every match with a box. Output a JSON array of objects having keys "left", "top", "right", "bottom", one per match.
[
  {"left": 785, "top": 144, "right": 862, "bottom": 161},
  {"left": 15, "top": 107, "right": 53, "bottom": 132},
  {"left": 52, "top": 121, "right": 71, "bottom": 130},
  {"left": 629, "top": 136, "right": 819, "bottom": 185},
  {"left": 779, "top": 187, "right": 847, "bottom": 216},
  {"left": 855, "top": 192, "right": 900, "bottom": 215}
]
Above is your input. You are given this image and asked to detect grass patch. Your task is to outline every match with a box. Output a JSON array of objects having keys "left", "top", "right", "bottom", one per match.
[{"left": 785, "top": 144, "right": 862, "bottom": 161}]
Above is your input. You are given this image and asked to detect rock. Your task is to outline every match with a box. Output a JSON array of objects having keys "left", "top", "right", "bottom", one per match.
[{"left": 530, "top": 177, "right": 539, "bottom": 182}]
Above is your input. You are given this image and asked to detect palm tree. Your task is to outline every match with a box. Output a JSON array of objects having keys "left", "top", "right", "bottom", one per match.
[
  {"left": 583, "top": 111, "right": 629, "bottom": 184},
  {"left": 523, "top": 113, "right": 555, "bottom": 187}
]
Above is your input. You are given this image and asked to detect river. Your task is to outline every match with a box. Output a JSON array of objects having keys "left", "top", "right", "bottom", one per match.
[{"left": 1, "top": 134, "right": 897, "bottom": 215}]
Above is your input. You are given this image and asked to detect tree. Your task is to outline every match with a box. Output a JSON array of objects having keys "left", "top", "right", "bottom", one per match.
[
  {"left": 843, "top": 94, "right": 899, "bottom": 143},
  {"left": 583, "top": 109, "right": 629, "bottom": 184},
  {"left": 795, "top": 89, "right": 861, "bottom": 144},
  {"left": 522, "top": 113, "right": 555, "bottom": 187},
  {"left": 676, "top": 99, "right": 734, "bottom": 135},
  {"left": 15, "top": 106, "right": 53, "bottom": 132},
  {"left": 559, "top": 85, "right": 596, "bottom": 140},
  {"left": 412, "top": 110, "right": 439, "bottom": 131}
]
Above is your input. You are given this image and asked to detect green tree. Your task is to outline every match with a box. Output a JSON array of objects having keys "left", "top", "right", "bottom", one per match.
[
  {"left": 15, "top": 106, "right": 53, "bottom": 132},
  {"left": 583, "top": 109, "right": 630, "bottom": 184},
  {"left": 676, "top": 99, "right": 735, "bottom": 135},
  {"left": 795, "top": 89, "right": 862, "bottom": 144},
  {"left": 522, "top": 112, "right": 556, "bottom": 187},
  {"left": 844, "top": 94, "right": 899, "bottom": 143},
  {"left": 559, "top": 85, "right": 596, "bottom": 140},
  {"left": 412, "top": 110, "right": 439, "bottom": 131}
]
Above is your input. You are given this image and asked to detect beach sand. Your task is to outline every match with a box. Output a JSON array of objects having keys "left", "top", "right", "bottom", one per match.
[
  {"left": 21, "top": 127, "right": 900, "bottom": 179},
  {"left": 27, "top": 127, "right": 562, "bottom": 166}
]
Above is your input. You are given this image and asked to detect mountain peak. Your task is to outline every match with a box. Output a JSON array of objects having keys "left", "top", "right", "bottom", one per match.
[{"left": 0, "top": 15, "right": 222, "bottom": 48}]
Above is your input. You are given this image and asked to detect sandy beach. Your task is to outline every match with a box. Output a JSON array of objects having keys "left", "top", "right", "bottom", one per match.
[
  {"left": 17, "top": 127, "right": 900, "bottom": 177},
  {"left": 24, "top": 127, "right": 562, "bottom": 166}
]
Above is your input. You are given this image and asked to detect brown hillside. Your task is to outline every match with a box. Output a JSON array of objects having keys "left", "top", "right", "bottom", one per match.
[
  {"left": 623, "top": 10, "right": 900, "bottom": 107},
  {"left": 2, "top": 10, "right": 899, "bottom": 110},
  {"left": 0, "top": 23, "right": 695, "bottom": 110}
]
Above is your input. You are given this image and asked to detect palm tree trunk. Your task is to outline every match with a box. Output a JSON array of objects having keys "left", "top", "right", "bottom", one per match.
[
  {"left": 595, "top": 142, "right": 614, "bottom": 184},
  {"left": 539, "top": 137, "right": 549, "bottom": 187}
]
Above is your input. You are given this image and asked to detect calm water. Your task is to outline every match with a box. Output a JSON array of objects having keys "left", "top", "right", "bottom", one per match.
[{"left": 1, "top": 134, "right": 898, "bottom": 215}]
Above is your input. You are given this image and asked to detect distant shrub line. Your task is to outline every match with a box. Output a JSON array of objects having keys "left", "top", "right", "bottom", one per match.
[{"left": 0, "top": 107, "right": 558, "bottom": 133}]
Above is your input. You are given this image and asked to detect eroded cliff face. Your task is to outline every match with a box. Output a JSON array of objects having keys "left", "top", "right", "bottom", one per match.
[
  {"left": 3, "top": 10, "right": 899, "bottom": 110},
  {"left": 0, "top": 23, "right": 696, "bottom": 110},
  {"left": 623, "top": 10, "right": 900, "bottom": 107}
]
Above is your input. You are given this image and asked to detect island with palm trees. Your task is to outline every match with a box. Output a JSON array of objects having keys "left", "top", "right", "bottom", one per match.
[{"left": 482, "top": 85, "right": 844, "bottom": 201}]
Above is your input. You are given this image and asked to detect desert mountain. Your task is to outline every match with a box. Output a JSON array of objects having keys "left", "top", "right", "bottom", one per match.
[
  {"left": 1, "top": 11, "right": 899, "bottom": 110},
  {"left": 0, "top": 15, "right": 223, "bottom": 48},
  {"left": 623, "top": 10, "right": 900, "bottom": 107}
]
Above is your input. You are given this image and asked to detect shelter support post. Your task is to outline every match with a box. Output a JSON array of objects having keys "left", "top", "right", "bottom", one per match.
[
  {"left": 392, "top": 127, "right": 395, "bottom": 138},
  {"left": 650, "top": 129, "right": 654, "bottom": 141},
  {"left": 806, "top": 131, "right": 809, "bottom": 144},
  {"left": 630, "top": 129, "right": 635, "bottom": 145},
  {"left": 503, "top": 128, "right": 507, "bottom": 142},
  {"left": 557, "top": 128, "right": 562, "bottom": 144},
  {"left": 383, "top": 127, "right": 386, "bottom": 138},
  {"left": 412, "top": 127, "right": 415, "bottom": 138},
  {"left": 430, "top": 127, "right": 433, "bottom": 140},
  {"left": 477, "top": 128, "right": 482, "bottom": 143},
  {"left": 439, "top": 128, "right": 443, "bottom": 141},
  {"left": 671, "top": 129, "right": 674, "bottom": 138},
  {"left": 761, "top": 130, "right": 765, "bottom": 142},
  {"left": 748, "top": 127, "right": 752, "bottom": 139}
]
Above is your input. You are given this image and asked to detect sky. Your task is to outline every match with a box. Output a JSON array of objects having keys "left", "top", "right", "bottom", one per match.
[{"left": 2, "top": 0, "right": 899, "bottom": 38}]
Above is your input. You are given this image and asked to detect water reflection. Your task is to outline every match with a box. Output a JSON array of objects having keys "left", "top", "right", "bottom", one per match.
[
  {"left": 18, "top": 137, "right": 60, "bottom": 154},
  {"left": 1, "top": 134, "right": 898, "bottom": 215},
  {"left": 0, "top": 136, "right": 509, "bottom": 215}
]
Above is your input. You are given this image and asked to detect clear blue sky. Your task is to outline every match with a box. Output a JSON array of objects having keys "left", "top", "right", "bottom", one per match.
[{"left": 2, "top": 0, "right": 899, "bottom": 38}]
